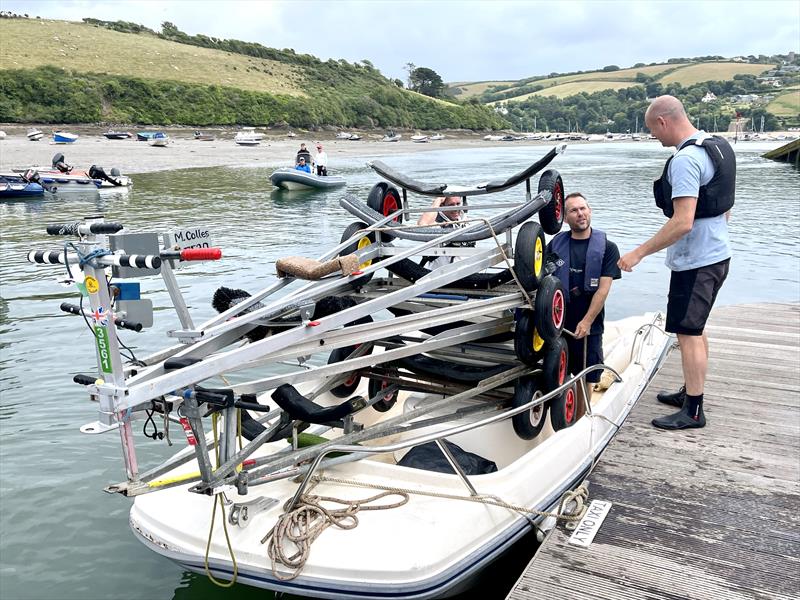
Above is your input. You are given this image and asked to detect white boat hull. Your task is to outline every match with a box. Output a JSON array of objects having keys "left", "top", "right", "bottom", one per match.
[{"left": 129, "top": 313, "right": 669, "bottom": 599}]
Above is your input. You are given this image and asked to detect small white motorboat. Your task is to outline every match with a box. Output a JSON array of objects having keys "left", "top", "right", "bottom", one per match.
[
  {"left": 235, "top": 131, "right": 261, "bottom": 146},
  {"left": 336, "top": 132, "right": 352, "bottom": 140},
  {"left": 27, "top": 128, "right": 44, "bottom": 141},
  {"left": 0, "top": 130, "right": 6, "bottom": 140},
  {"left": 348, "top": 134, "right": 362, "bottom": 141},
  {"left": 429, "top": 133, "right": 445, "bottom": 141},
  {"left": 411, "top": 132, "right": 429, "bottom": 143},
  {"left": 53, "top": 131, "right": 78, "bottom": 144},
  {"left": 148, "top": 132, "right": 169, "bottom": 147},
  {"left": 287, "top": 131, "right": 297, "bottom": 138},
  {"left": 269, "top": 168, "right": 346, "bottom": 190},
  {"left": 235, "top": 127, "right": 264, "bottom": 145},
  {"left": 382, "top": 130, "right": 402, "bottom": 142}
]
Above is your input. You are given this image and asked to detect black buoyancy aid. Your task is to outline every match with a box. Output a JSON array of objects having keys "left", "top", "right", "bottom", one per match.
[
  {"left": 549, "top": 229, "right": 607, "bottom": 298},
  {"left": 653, "top": 135, "right": 736, "bottom": 219}
]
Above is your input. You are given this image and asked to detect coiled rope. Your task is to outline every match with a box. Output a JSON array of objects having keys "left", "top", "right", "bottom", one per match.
[{"left": 262, "top": 474, "right": 589, "bottom": 581}]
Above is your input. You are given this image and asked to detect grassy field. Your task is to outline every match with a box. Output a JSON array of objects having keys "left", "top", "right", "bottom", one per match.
[
  {"left": 454, "top": 63, "right": 687, "bottom": 99},
  {"left": 658, "top": 62, "right": 773, "bottom": 86},
  {"left": 450, "top": 80, "right": 517, "bottom": 98},
  {"left": 530, "top": 80, "right": 640, "bottom": 99},
  {"left": 767, "top": 90, "right": 800, "bottom": 116},
  {"left": 490, "top": 80, "right": 640, "bottom": 104},
  {"left": 0, "top": 18, "right": 306, "bottom": 96},
  {"left": 455, "top": 61, "right": 779, "bottom": 105}
]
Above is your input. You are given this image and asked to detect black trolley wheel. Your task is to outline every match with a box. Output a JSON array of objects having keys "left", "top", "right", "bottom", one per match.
[
  {"left": 535, "top": 275, "right": 565, "bottom": 343},
  {"left": 542, "top": 335, "right": 569, "bottom": 393},
  {"left": 514, "top": 310, "right": 547, "bottom": 366},
  {"left": 514, "top": 221, "right": 546, "bottom": 291},
  {"left": 551, "top": 380, "right": 579, "bottom": 431},
  {"left": 327, "top": 346, "right": 366, "bottom": 398},
  {"left": 368, "top": 377, "right": 398, "bottom": 412},
  {"left": 367, "top": 182, "right": 403, "bottom": 242},
  {"left": 538, "top": 169, "right": 565, "bottom": 235},
  {"left": 340, "top": 221, "right": 375, "bottom": 288},
  {"left": 512, "top": 376, "right": 549, "bottom": 440}
]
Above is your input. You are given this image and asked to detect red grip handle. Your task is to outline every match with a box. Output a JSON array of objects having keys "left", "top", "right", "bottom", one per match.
[{"left": 181, "top": 247, "right": 222, "bottom": 261}]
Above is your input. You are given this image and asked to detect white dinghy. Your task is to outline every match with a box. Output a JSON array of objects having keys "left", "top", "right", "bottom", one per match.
[{"left": 25, "top": 145, "right": 670, "bottom": 599}]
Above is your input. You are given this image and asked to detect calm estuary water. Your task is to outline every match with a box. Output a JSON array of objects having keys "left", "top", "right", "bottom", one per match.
[{"left": 1, "top": 141, "right": 798, "bottom": 600}]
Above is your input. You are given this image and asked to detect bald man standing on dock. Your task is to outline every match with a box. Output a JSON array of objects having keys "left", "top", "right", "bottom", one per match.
[{"left": 618, "top": 95, "right": 735, "bottom": 430}]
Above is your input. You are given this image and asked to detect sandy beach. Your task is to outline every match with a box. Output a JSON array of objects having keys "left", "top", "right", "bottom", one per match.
[
  {"left": 0, "top": 126, "right": 506, "bottom": 175},
  {"left": 1, "top": 126, "right": 793, "bottom": 176}
]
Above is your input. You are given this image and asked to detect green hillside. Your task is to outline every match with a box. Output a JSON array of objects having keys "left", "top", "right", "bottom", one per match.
[{"left": 0, "top": 17, "right": 505, "bottom": 129}]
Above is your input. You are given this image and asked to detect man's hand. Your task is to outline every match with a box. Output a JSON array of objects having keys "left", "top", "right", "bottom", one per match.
[
  {"left": 618, "top": 249, "right": 642, "bottom": 272},
  {"left": 575, "top": 318, "right": 592, "bottom": 339}
]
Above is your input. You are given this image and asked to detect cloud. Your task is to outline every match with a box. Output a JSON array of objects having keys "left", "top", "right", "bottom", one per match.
[{"left": 4, "top": 0, "right": 798, "bottom": 82}]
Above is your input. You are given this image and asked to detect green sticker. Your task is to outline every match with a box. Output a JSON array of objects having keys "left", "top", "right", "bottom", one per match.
[
  {"left": 94, "top": 325, "right": 113, "bottom": 373},
  {"left": 75, "top": 281, "right": 88, "bottom": 297}
]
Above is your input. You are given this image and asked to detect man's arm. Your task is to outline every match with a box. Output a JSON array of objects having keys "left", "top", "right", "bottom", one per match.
[
  {"left": 617, "top": 196, "right": 696, "bottom": 272},
  {"left": 418, "top": 197, "right": 444, "bottom": 226},
  {"left": 575, "top": 276, "right": 613, "bottom": 338}
]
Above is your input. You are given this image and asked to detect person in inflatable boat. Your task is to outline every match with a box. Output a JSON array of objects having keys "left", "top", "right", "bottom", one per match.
[
  {"left": 417, "top": 196, "right": 464, "bottom": 270},
  {"left": 295, "top": 157, "right": 311, "bottom": 173},
  {"left": 546, "top": 192, "right": 621, "bottom": 390},
  {"left": 618, "top": 95, "right": 734, "bottom": 431}
]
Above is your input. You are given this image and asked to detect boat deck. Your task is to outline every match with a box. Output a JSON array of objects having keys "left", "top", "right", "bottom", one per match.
[{"left": 506, "top": 302, "right": 800, "bottom": 600}]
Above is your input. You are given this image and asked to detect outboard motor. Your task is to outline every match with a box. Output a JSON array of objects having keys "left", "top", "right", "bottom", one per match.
[
  {"left": 22, "top": 168, "right": 41, "bottom": 184},
  {"left": 51, "top": 153, "right": 72, "bottom": 173},
  {"left": 88, "top": 165, "right": 123, "bottom": 187}
]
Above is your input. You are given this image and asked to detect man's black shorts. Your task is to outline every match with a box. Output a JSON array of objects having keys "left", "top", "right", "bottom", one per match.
[
  {"left": 666, "top": 258, "right": 730, "bottom": 336},
  {"left": 567, "top": 333, "right": 603, "bottom": 383}
]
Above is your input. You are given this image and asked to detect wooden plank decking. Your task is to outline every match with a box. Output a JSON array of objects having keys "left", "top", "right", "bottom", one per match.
[{"left": 507, "top": 302, "right": 800, "bottom": 600}]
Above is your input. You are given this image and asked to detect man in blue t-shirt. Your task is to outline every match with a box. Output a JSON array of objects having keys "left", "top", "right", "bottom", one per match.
[
  {"left": 295, "top": 156, "right": 311, "bottom": 173},
  {"left": 618, "top": 95, "right": 733, "bottom": 431},
  {"left": 546, "top": 192, "right": 621, "bottom": 385}
]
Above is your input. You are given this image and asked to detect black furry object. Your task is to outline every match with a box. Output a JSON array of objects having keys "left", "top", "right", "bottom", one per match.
[
  {"left": 211, "top": 286, "right": 270, "bottom": 342},
  {"left": 212, "top": 286, "right": 262, "bottom": 314}
]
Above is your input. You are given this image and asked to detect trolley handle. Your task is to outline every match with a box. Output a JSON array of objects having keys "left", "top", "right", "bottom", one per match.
[
  {"left": 160, "top": 248, "right": 222, "bottom": 262},
  {"left": 60, "top": 302, "right": 143, "bottom": 332},
  {"left": 46, "top": 222, "right": 124, "bottom": 236}
]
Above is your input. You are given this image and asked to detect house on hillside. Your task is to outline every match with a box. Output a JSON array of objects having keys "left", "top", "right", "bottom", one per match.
[
  {"left": 732, "top": 94, "right": 759, "bottom": 104},
  {"left": 731, "top": 56, "right": 747, "bottom": 63},
  {"left": 701, "top": 92, "right": 717, "bottom": 103}
]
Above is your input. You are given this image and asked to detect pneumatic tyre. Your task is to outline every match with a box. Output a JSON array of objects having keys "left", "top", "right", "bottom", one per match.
[
  {"left": 367, "top": 182, "right": 402, "bottom": 242},
  {"left": 368, "top": 377, "right": 398, "bottom": 412},
  {"left": 514, "top": 221, "right": 546, "bottom": 291},
  {"left": 542, "top": 335, "right": 569, "bottom": 393},
  {"left": 534, "top": 275, "right": 565, "bottom": 343},
  {"left": 512, "top": 376, "right": 549, "bottom": 440},
  {"left": 537, "top": 169, "right": 565, "bottom": 235},
  {"left": 551, "top": 381, "right": 579, "bottom": 431},
  {"left": 340, "top": 221, "right": 375, "bottom": 288},
  {"left": 514, "top": 310, "right": 547, "bottom": 366}
]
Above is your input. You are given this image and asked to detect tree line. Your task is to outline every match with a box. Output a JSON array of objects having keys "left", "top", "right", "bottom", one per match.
[{"left": 0, "top": 65, "right": 506, "bottom": 129}]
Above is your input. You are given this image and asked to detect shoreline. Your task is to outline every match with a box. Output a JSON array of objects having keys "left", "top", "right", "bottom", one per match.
[{"left": 0, "top": 125, "right": 793, "bottom": 176}]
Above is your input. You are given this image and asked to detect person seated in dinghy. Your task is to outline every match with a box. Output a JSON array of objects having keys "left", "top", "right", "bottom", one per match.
[
  {"left": 295, "top": 156, "right": 311, "bottom": 173},
  {"left": 295, "top": 143, "right": 312, "bottom": 166},
  {"left": 417, "top": 195, "right": 465, "bottom": 269}
]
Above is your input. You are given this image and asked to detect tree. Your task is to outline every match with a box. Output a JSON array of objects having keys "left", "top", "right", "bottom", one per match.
[{"left": 408, "top": 66, "right": 446, "bottom": 98}]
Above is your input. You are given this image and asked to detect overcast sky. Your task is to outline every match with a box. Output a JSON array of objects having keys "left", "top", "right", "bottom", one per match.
[{"left": 5, "top": 1, "right": 799, "bottom": 82}]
